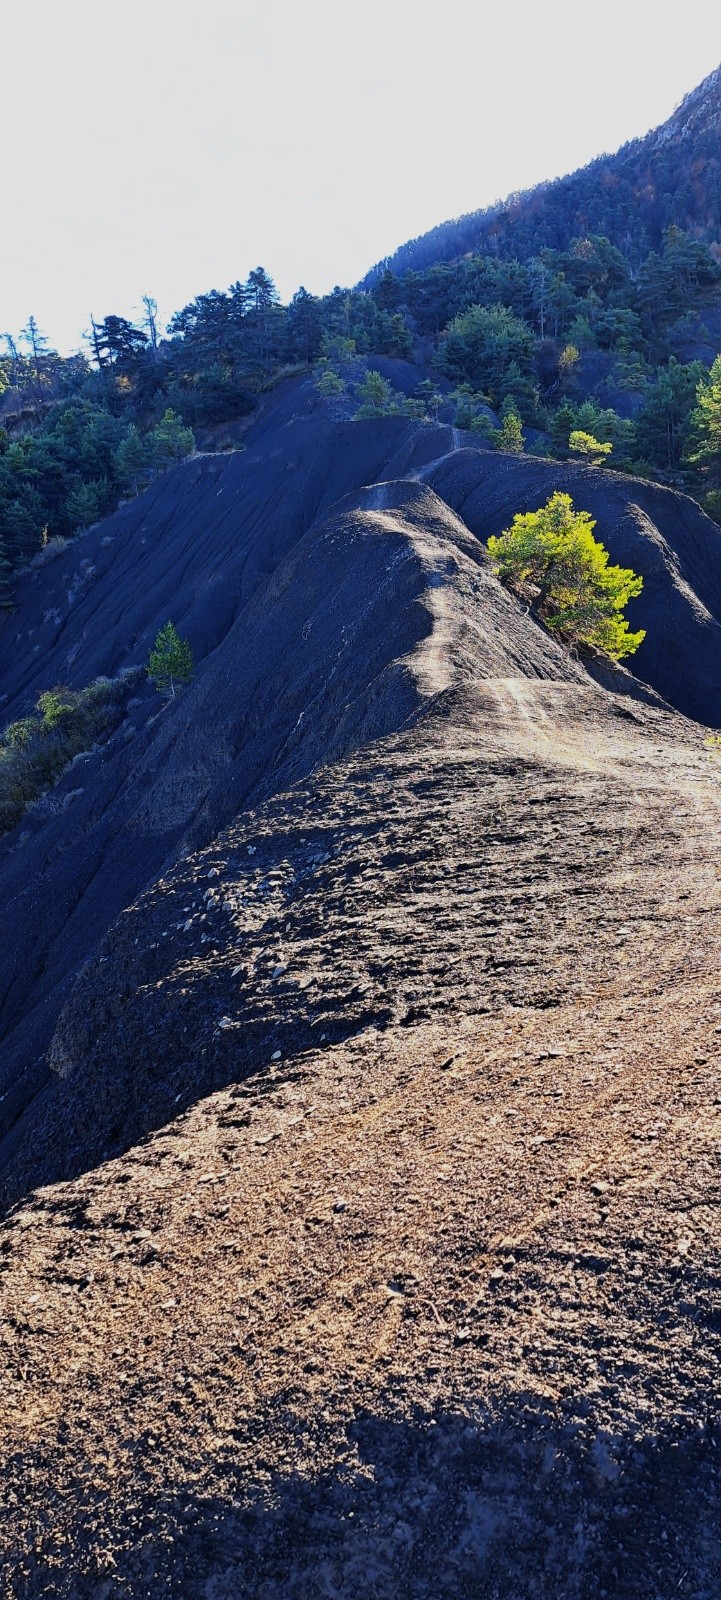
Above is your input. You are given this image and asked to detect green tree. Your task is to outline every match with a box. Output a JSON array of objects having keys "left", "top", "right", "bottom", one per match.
[
  {"left": 416, "top": 378, "right": 443, "bottom": 419},
  {"left": 148, "top": 410, "right": 195, "bottom": 475},
  {"left": 569, "top": 430, "right": 613, "bottom": 466},
  {"left": 686, "top": 356, "right": 721, "bottom": 489},
  {"left": 495, "top": 404, "right": 524, "bottom": 453},
  {"left": 436, "top": 303, "right": 535, "bottom": 408},
  {"left": 487, "top": 491, "right": 645, "bottom": 659},
  {"left": 147, "top": 621, "right": 194, "bottom": 698},
  {"left": 354, "top": 370, "right": 401, "bottom": 419},
  {"left": 315, "top": 367, "right": 347, "bottom": 398},
  {"left": 116, "top": 425, "right": 149, "bottom": 493},
  {"left": 635, "top": 358, "right": 702, "bottom": 474},
  {"left": 549, "top": 402, "right": 576, "bottom": 456},
  {"left": 65, "top": 476, "right": 110, "bottom": 531},
  {"left": 287, "top": 287, "right": 324, "bottom": 364}
]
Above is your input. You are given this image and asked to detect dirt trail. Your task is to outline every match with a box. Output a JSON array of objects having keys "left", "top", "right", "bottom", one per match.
[
  {"left": 2, "top": 431, "right": 721, "bottom": 1597},
  {"left": 3, "top": 655, "right": 721, "bottom": 1598}
]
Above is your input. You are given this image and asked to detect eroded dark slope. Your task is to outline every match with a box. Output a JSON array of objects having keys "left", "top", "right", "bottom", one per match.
[
  {"left": 2, "top": 395, "right": 721, "bottom": 1191},
  {"left": 2, "top": 465, "right": 721, "bottom": 1597}
]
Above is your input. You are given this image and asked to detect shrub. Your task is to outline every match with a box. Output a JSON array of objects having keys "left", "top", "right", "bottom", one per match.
[{"left": 0, "top": 675, "right": 136, "bottom": 836}]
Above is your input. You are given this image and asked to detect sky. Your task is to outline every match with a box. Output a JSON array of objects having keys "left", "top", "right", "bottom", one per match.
[{"left": 3, "top": 1, "right": 721, "bottom": 354}]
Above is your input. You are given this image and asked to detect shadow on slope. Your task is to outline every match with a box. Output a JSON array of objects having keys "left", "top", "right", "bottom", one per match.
[
  {"left": 5, "top": 1395, "right": 719, "bottom": 1599},
  {"left": 0, "top": 476, "right": 453, "bottom": 1158}
]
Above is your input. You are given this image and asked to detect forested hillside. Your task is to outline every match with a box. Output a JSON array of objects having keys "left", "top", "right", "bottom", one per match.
[
  {"left": 364, "top": 63, "right": 721, "bottom": 276},
  {"left": 2, "top": 63, "right": 721, "bottom": 605}
]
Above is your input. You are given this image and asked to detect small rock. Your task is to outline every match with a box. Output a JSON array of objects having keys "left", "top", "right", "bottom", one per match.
[
  {"left": 333, "top": 1199, "right": 347, "bottom": 1213},
  {"left": 272, "top": 964, "right": 287, "bottom": 980},
  {"left": 232, "top": 965, "right": 243, "bottom": 978},
  {"left": 591, "top": 1180, "right": 610, "bottom": 1196},
  {"left": 208, "top": 867, "right": 219, "bottom": 879},
  {"left": 490, "top": 1268, "right": 504, "bottom": 1285},
  {"left": 271, "top": 1049, "right": 282, "bottom": 1061}
]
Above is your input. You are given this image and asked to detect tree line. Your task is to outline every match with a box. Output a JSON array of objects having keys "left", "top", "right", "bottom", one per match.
[{"left": 2, "top": 228, "right": 721, "bottom": 606}]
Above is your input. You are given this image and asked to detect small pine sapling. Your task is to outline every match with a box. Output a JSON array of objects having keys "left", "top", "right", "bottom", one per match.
[{"left": 147, "top": 621, "right": 194, "bottom": 698}]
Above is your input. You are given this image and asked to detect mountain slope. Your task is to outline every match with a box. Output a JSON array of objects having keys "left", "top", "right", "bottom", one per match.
[
  {"left": 3, "top": 399, "right": 721, "bottom": 1165},
  {"left": 2, "top": 446, "right": 721, "bottom": 1596},
  {"left": 364, "top": 63, "right": 721, "bottom": 280},
  {"left": 2, "top": 385, "right": 721, "bottom": 1595}
]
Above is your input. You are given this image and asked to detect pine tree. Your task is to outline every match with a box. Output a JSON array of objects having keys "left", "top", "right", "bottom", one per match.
[
  {"left": 354, "top": 370, "right": 401, "bottom": 419},
  {"left": 147, "top": 622, "right": 194, "bottom": 698},
  {"left": 495, "top": 403, "right": 524, "bottom": 453},
  {"left": 148, "top": 410, "right": 195, "bottom": 475},
  {"left": 686, "top": 356, "right": 721, "bottom": 489},
  {"left": 569, "top": 430, "right": 613, "bottom": 466},
  {"left": 116, "top": 425, "right": 149, "bottom": 493},
  {"left": 487, "top": 491, "right": 645, "bottom": 660}
]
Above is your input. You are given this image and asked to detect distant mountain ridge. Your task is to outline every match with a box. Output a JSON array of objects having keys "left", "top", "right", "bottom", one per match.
[{"left": 362, "top": 63, "right": 721, "bottom": 282}]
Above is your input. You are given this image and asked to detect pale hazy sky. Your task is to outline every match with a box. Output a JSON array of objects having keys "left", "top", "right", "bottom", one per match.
[{"left": 3, "top": 1, "right": 720, "bottom": 353}]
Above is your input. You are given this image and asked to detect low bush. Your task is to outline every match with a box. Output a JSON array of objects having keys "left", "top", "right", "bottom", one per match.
[{"left": 0, "top": 673, "right": 139, "bottom": 836}]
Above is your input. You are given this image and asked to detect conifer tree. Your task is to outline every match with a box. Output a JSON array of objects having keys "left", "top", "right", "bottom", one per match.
[
  {"left": 687, "top": 356, "right": 721, "bottom": 489},
  {"left": 488, "top": 491, "right": 645, "bottom": 659},
  {"left": 148, "top": 410, "right": 195, "bottom": 475},
  {"left": 495, "top": 404, "right": 524, "bottom": 453},
  {"left": 147, "top": 621, "right": 194, "bottom": 698},
  {"left": 569, "top": 430, "right": 613, "bottom": 465}
]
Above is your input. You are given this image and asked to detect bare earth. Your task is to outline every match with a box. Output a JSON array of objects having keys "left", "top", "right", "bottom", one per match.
[{"left": 2, "top": 483, "right": 721, "bottom": 1598}]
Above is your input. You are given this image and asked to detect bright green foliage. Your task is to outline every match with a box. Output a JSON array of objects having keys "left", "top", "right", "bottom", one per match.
[
  {"left": 686, "top": 356, "right": 721, "bottom": 488},
  {"left": 315, "top": 367, "right": 347, "bottom": 398},
  {"left": 354, "top": 370, "right": 402, "bottom": 419},
  {"left": 569, "top": 430, "right": 613, "bottom": 465},
  {"left": 147, "top": 621, "right": 194, "bottom": 697},
  {"left": 147, "top": 410, "right": 195, "bottom": 475},
  {"left": 559, "top": 343, "right": 580, "bottom": 379},
  {"left": 487, "top": 491, "right": 645, "bottom": 659},
  {"left": 552, "top": 401, "right": 634, "bottom": 463},
  {"left": 36, "top": 687, "right": 78, "bottom": 730},
  {"left": 495, "top": 406, "right": 524, "bottom": 453}
]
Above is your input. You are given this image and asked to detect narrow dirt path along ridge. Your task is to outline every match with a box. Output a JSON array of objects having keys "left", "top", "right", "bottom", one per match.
[{"left": 2, "top": 400, "right": 721, "bottom": 1597}]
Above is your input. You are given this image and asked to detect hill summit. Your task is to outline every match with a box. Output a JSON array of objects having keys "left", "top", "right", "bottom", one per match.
[{"left": 364, "top": 62, "right": 721, "bottom": 280}]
